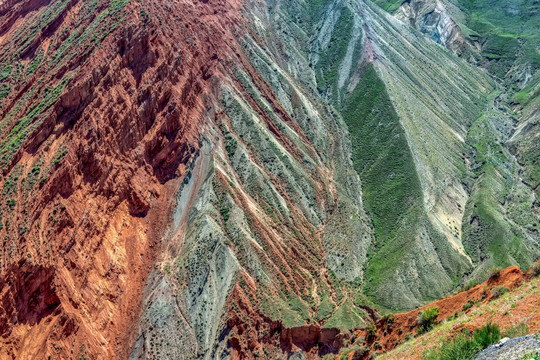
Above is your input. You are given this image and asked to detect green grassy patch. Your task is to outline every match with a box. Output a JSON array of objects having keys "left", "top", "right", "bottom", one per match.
[
  {"left": 510, "top": 91, "right": 529, "bottom": 104},
  {"left": 0, "top": 65, "right": 13, "bottom": 82},
  {"left": 0, "top": 77, "right": 70, "bottom": 169},
  {"left": 315, "top": 295, "right": 334, "bottom": 321},
  {"left": 369, "top": 0, "right": 405, "bottom": 12},
  {"left": 259, "top": 293, "right": 310, "bottom": 327},
  {"left": 455, "top": 0, "right": 540, "bottom": 77},
  {"left": 314, "top": 7, "right": 354, "bottom": 101},
  {"left": 341, "top": 65, "right": 425, "bottom": 305},
  {"left": 422, "top": 323, "right": 500, "bottom": 360},
  {"left": 341, "top": 65, "right": 422, "bottom": 242},
  {"left": 463, "top": 109, "right": 536, "bottom": 272},
  {"left": 323, "top": 299, "right": 366, "bottom": 330}
]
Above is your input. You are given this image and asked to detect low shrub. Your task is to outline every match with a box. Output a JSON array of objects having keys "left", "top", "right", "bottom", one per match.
[
  {"left": 473, "top": 322, "right": 501, "bottom": 348},
  {"left": 491, "top": 286, "right": 509, "bottom": 299},
  {"left": 382, "top": 313, "right": 395, "bottom": 325},
  {"left": 366, "top": 321, "right": 376, "bottom": 341},
  {"left": 417, "top": 306, "right": 439, "bottom": 333},
  {"left": 488, "top": 267, "right": 502, "bottom": 281},
  {"left": 423, "top": 331, "right": 481, "bottom": 360},
  {"left": 518, "top": 352, "right": 540, "bottom": 360},
  {"left": 7, "top": 199, "right": 16, "bottom": 210},
  {"left": 463, "top": 298, "right": 479, "bottom": 312},
  {"left": 338, "top": 345, "right": 369, "bottom": 360},
  {"left": 504, "top": 321, "right": 529, "bottom": 338}
]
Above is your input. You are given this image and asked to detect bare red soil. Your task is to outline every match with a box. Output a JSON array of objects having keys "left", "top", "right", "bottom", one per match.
[{"left": 0, "top": 0, "right": 243, "bottom": 358}]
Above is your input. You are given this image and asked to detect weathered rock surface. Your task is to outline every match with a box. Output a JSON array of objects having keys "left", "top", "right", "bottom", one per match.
[
  {"left": 394, "top": 0, "right": 471, "bottom": 54},
  {"left": 474, "top": 334, "right": 540, "bottom": 360},
  {"left": 0, "top": 0, "right": 241, "bottom": 358}
]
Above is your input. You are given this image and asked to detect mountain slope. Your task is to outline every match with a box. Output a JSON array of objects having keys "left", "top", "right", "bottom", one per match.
[
  {"left": 377, "top": 265, "right": 540, "bottom": 360},
  {"left": 365, "top": 0, "right": 540, "bottom": 303},
  {"left": 306, "top": 0, "right": 535, "bottom": 311},
  {"left": 0, "top": 0, "right": 245, "bottom": 358},
  {"left": 0, "top": 0, "right": 538, "bottom": 359}
]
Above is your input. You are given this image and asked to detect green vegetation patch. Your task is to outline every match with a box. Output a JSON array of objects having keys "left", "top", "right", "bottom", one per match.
[
  {"left": 315, "top": 295, "right": 334, "bottom": 321},
  {"left": 491, "top": 285, "right": 509, "bottom": 299},
  {"left": 0, "top": 65, "right": 13, "bottom": 82},
  {"left": 341, "top": 65, "right": 426, "bottom": 306},
  {"left": 0, "top": 84, "right": 10, "bottom": 101},
  {"left": 417, "top": 306, "right": 439, "bottom": 334},
  {"left": 7, "top": 199, "right": 16, "bottom": 210},
  {"left": 423, "top": 323, "right": 501, "bottom": 360},
  {"left": 323, "top": 299, "right": 367, "bottom": 330},
  {"left": 109, "top": 0, "right": 129, "bottom": 12},
  {"left": 52, "top": 145, "right": 68, "bottom": 165},
  {"left": 314, "top": 7, "right": 354, "bottom": 101},
  {"left": 0, "top": 77, "right": 70, "bottom": 169},
  {"left": 259, "top": 293, "right": 311, "bottom": 327},
  {"left": 456, "top": 0, "right": 540, "bottom": 77},
  {"left": 342, "top": 65, "right": 422, "bottom": 243},
  {"left": 369, "top": 0, "right": 405, "bottom": 13},
  {"left": 463, "top": 107, "right": 537, "bottom": 273}
]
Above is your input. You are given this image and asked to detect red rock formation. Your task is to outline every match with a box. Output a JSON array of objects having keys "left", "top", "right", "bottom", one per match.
[
  {"left": 0, "top": 0, "right": 244, "bottom": 358},
  {"left": 222, "top": 273, "right": 350, "bottom": 359}
]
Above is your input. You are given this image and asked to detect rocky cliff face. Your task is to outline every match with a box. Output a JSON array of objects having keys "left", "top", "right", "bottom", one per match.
[
  {"left": 0, "top": 0, "right": 539, "bottom": 359},
  {"left": 394, "top": 0, "right": 471, "bottom": 54}
]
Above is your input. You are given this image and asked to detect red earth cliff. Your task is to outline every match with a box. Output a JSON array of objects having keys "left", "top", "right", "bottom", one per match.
[{"left": 0, "top": 0, "right": 243, "bottom": 358}]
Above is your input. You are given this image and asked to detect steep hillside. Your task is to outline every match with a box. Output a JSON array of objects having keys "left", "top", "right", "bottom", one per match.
[
  {"left": 0, "top": 0, "right": 374, "bottom": 358},
  {"left": 331, "top": 263, "right": 540, "bottom": 359},
  {"left": 0, "top": 0, "right": 538, "bottom": 359},
  {"left": 368, "top": 0, "right": 540, "bottom": 292},
  {"left": 0, "top": 0, "right": 245, "bottom": 358},
  {"left": 375, "top": 265, "right": 540, "bottom": 360},
  {"left": 305, "top": 0, "right": 538, "bottom": 311},
  {"left": 373, "top": 0, "right": 540, "bottom": 80}
]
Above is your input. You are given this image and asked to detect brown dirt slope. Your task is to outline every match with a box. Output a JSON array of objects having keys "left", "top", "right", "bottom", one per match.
[{"left": 341, "top": 263, "right": 540, "bottom": 359}]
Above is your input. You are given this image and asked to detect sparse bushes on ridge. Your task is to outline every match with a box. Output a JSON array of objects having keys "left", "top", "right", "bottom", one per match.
[
  {"left": 457, "top": 280, "right": 480, "bottom": 293},
  {"left": 337, "top": 344, "right": 369, "bottom": 360},
  {"left": 366, "top": 321, "right": 377, "bottom": 341},
  {"left": 382, "top": 313, "right": 395, "bottom": 324},
  {"left": 488, "top": 267, "right": 502, "bottom": 281},
  {"left": 7, "top": 199, "right": 16, "bottom": 210},
  {"left": 462, "top": 298, "right": 479, "bottom": 312},
  {"left": 417, "top": 306, "right": 439, "bottom": 334}
]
